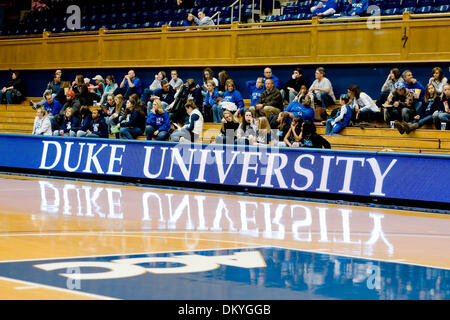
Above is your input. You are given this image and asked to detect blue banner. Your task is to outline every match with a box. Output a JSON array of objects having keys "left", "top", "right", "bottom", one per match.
[{"left": 0, "top": 134, "right": 449, "bottom": 203}]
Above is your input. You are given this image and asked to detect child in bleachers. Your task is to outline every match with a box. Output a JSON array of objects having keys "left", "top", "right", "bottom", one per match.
[
  {"left": 324, "top": 94, "right": 352, "bottom": 135},
  {"left": 236, "top": 109, "right": 258, "bottom": 145},
  {"left": 32, "top": 108, "right": 52, "bottom": 136},
  {"left": 433, "top": 83, "right": 450, "bottom": 130}
]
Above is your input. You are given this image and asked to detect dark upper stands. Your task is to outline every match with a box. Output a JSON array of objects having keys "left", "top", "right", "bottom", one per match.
[{"left": 1, "top": 0, "right": 449, "bottom": 36}]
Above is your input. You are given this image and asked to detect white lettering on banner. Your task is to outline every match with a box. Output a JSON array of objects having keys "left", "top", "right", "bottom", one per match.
[
  {"left": 40, "top": 141, "right": 62, "bottom": 169},
  {"left": 33, "top": 251, "right": 266, "bottom": 280},
  {"left": 336, "top": 157, "right": 365, "bottom": 194},
  {"left": 83, "top": 143, "right": 108, "bottom": 174},
  {"left": 262, "top": 153, "right": 288, "bottom": 188},
  {"left": 143, "top": 146, "right": 168, "bottom": 179},
  {"left": 238, "top": 152, "right": 260, "bottom": 186},
  {"left": 167, "top": 147, "right": 195, "bottom": 181},
  {"left": 366, "top": 158, "right": 397, "bottom": 196},
  {"left": 213, "top": 150, "right": 240, "bottom": 184},
  {"left": 63, "top": 142, "right": 86, "bottom": 172},
  {"left": 106, "top": 145, "right": 126, "bottom": 175},
  {"left": 195, "top": 149, "right": 211, "bottom": 182},
  {"left": 291, "top": 154, "right": 315, "bottom": 191},
  {"left": 317, "top": 156, "right": 334, "bottom": 192}
]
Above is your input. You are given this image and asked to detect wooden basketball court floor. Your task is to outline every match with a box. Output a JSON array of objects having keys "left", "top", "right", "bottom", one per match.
[{"left": 0, "top": 173, "right": 448, "bottom": 300}]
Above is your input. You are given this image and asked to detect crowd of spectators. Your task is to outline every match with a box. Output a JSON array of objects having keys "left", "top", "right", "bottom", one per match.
[{"left": 1, "top": 64, "right": 445, "bottom": 148}]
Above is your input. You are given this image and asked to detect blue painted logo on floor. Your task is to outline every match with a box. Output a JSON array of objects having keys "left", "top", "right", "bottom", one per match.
[{"left": 0, "top": 247, "right": 448, "bottom": 300}]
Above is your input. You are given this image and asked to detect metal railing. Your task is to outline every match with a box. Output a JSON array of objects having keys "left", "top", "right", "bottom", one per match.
[{"left": 230, "top": 0, "right": 241, "bottom": 23}]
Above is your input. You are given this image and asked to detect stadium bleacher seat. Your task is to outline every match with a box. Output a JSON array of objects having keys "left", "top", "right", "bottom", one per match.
[{"left": 415, "top": 5, "right": 434, "bottom": 13}]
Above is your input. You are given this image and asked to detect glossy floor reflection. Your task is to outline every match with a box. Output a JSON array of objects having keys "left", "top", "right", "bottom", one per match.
[{"left": 0, "top": 174, "right": 449, "bottom": 300}]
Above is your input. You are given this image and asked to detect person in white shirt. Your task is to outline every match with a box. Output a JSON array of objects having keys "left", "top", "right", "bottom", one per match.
[
  {"left": 347, "top": 84, "right": 380, "bottom": 123},
  {"left": 428, "top": 67, "right": 448, "bottom": 95},
  {"left": 309, "top": 67, "right": 336, "bottom": 109},
  {"left": 169, "top": 69, "right": 184, "bottom": 92},
  {"left": 32, "top": 108, "right": 52, "bottom": 136},
  {"left": 190, "top": 11, "right": 215, "bottom": 26}
]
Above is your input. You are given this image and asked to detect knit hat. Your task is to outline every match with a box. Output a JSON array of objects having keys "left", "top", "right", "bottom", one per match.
[{"left": 65, "top": 90, "right": 75, "bottom": 98}]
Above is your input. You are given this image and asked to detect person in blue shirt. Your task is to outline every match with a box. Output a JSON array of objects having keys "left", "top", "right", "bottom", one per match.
[
  {"left": 403, "top": 69, "right": 425, "bottom": 121},
  {"left": 343, "top": 0, "right": 369, "bottom": 17},
  {"left": 43, "top": 92, "right": 63, "bottom": 131},
  {"left": 84, "top": 109, "right": 109, "bottom": 138},
  {"left": 311, "top": 0, "right": 338, "bottom": 18},
  {"left": 214, "top": 79, "right": 244, "bottom": 121},
  {"left": 113, "top": 70, "right": 142, "bottom": 99},
  {"left": 145, "top": 99, "right": 171, "bottom": 141},
  {"left": 246, "top": 77, "right": 265, "bottom": 108},
  {"left": 204, "top": 80, "right": 221, "bottom": 123},
  {"left": 284, "top": 95, "right": 315, "bottom": 123},
  {"left": 324, "top": 94, "right": 353, "bottom": 135}
]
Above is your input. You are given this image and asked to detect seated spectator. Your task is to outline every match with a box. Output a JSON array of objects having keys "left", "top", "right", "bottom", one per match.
[
  {"left": 250, "top": 117, "right": 273, "bottom": 146},
  {"left": 301, "top": 120, "right": 331, "bottom": 148},
  {"left": 379, "top": 68, "right": 403, "bottom": 107},
  {"left": 129, "top": 93, "right": 147, "bottom": 117},
  {"left": 215, "top": 110, "right": 240, "bottom": 144},
  {"left": 60, "top": 89, "right": 80, "bottom": 118},
  {"left": 113, "top": 70, "right": 142, "bottom": 99},
  {"left": 347, "top": 84, "right": 380, "bottom": 123},
  {"left": 109, "top": 94, "right": 126, "bottom": 138},
  {"left": 236, "top": 109, "right": 258, "bottom": 145},
  {"left": 0, "top": 70, "right": 26, "bottom": 104},
  {"left": 215, "top": 79, "right": 244, "bottom": 120},
  {"left": 149, "top": 80, "right": 176, "bottom": 111},
  {"left": 254, "top": 78, "right": 283, "bottom": 117},
  {"left": 309, "top": 67, "right": 336, "bottom": 109},
  {"left": 403, "top": 69, "right": 425, "bottom": 117},
  {"left": 343, "top": 0, "right": 369, "bottom": 17},
  {"left": 32, "top": 108, "right": 52, "bottom": 136},
  {"left": 274, "top": 111, "right": 291, "bottom": 147},
  {"left": 53, "top": 81, "right": 71, "bottom": 106},
  {"left": 145, "top": 99, "right": 171, "bottom": 141},
  {"left": 204, "top": 80, "right": 220, "bottom": 123},
  {"left": 169, "top": 70, "right": 184, "bottom": 92},
  {"left": 142, "top": 71, "right": 168, "bottom": 105},
  {"left": 101, "top": 94, "right": 116, "bottom": 128},
  {"left": 246, "top": 77, "right": 265, "bottom": 109},
  {"left": 118, "top": 98, "right": 146, "bottom": 139},
  {"left": 31, "top": 71, "right": 62, "bottom": 109},
  {"left": 281, "top": 68, "right": 308, "bottom": 104},
  {"left": 99, "top": 75, "right": 118, "bottom": 105},
  {"left": 53, "top": 107, "right": 79, "bottom": 137},
  {"left": 294, "top": 85, "right": 315, "bottom": 107},
  {"left": 284, "top": 94, "right": 315, "bottom": 122},
  {"left": 190, "top": 11, "right": 214, "bottom": 26},
  {"left": 428, "top": 67, "right": 448, "bottom": 96},
  {"left": 170, "top": 100, "right": 204, "bottom": 142},
  {"left": 218, "top": 70, "right": 231, "bottom": 94},
  {"left": 72, "top": 106, "right": 93, "bottom": 137},
  {"left": 283, "top": 116, "right": 303, "bottom": 147},
  {"left": 91, "top": 75, "right": 105, "bottom": 100},
  {"left": 247, "top": 67, "right": 281, "bottom": 91},
  {"left": 71, "top": 75, "right": 92, "bottom": 107},
  {"left": 311, "top": 0, "right": 338, "bottom": 18},
  {"left": 201, "top": 68, "right": 219, "bottom": 97},
  {"left": 167, "top": 79, "right": 198, "bottom": 125},
  {"left": 395, "top": 83, "right": 441, "bottom": 134},
  {"left": 383, "top": 81, "right": 414, "bottom": 126},
  {"left": 83, "top": 109, "right": 108, "bottom": 138},
  {"left": 433, "top": 83, "right": 450, "bottom": 130},
  {"left": 324, "top": 94, "right": 353, "bottom": 135},
  {"left": 42, "top": 91, "right": 63, "bottom": 130},
  {"left": 183, "top": 13, "right": 196, "bottom": 27}
]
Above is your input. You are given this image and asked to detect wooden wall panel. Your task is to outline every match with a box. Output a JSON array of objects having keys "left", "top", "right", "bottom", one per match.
[{"left": 0, "top": 15, "right": 449, "bottom": 70}]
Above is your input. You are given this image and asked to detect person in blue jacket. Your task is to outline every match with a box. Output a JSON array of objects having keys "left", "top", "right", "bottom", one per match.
[
  {"left": 284, "top": 95, "right": 315, "bottom": 123},
  {"left": 145, "top": 99, "right": 171, "bottom": 141},
  {"left": 214, "top": 79, "right": 244, "bottom": 121},
  {"left": 324, "top": 94, "right": 353, "bottom": 135},
  {"left": 311, "top": 0, "right": 338, "bottom": 18},
  {"left": 246, "top": 77, "right": 265, "bottom": 109},
  {"left": 204, "top": 80, "right": 220, "bottom": 123},
  {"left": 84, "top": 109, "right": 109, "bottom": 138},
  {"left": 344, "top": 0, "right": 369, "bottom": 16},
  {"left": 403, "top": 69, "right": 426, "bottom": 119}
]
